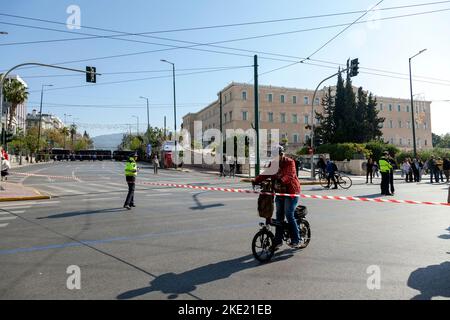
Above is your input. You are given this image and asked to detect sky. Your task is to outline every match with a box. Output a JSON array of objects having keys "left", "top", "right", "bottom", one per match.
[{"left": 1, "top": 0, "right": 449, "bottom": 138}]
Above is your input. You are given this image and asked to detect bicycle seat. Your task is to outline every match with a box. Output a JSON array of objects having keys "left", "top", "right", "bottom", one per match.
[{"left": 294, "top": 205, "right": 308, "bottom": 219}]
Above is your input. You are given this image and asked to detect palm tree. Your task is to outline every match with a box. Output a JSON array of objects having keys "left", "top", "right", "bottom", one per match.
[
  {"left": 60, "top": 127, "right": 70, "bottom": 149},
  {"left": 2, "top": 76, "right": 29, "bottom": 131},
  {"left": 69, "top": 124, "right": 77, "bottom": 151}
]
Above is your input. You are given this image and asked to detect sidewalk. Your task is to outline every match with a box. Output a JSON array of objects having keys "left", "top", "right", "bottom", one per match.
[{"left": 0, "top": 182, "right": 50, "bottom": 202}]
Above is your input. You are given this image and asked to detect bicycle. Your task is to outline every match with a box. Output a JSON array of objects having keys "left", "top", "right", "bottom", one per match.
[
  {"left": 321, "top": 171, "right": 353, "bottom": 189},
  {"left": 251, "top": 180, "right": 311, "bottom": 263}
]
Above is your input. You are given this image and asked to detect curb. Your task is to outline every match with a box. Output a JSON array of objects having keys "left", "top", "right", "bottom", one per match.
[{"left": 0, "top": 195, "right": 51, "bottom": 202}]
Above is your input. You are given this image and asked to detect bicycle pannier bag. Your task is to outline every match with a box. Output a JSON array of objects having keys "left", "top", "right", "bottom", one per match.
[{"left": 257, "top": 194, "right": 274, "bottom": 218}]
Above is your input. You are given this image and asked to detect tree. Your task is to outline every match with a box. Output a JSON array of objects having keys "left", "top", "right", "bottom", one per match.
[
  {"left": 432, "top": 133, "right": 450, "bottom": 148},
  {"left": 2, "top": 76, "right": 29, "bottom": 131},
  {"left": 354, "top": 87, "right": 368, "bottom": 143},
  {"left": 69, "top": 124, "right": 77, "bottom": 150},
  {"left": 315, "top": 87, "right": 335, "bottom": 144},
  {"left": 60, "top": 127, "right": 70, "bottom": 149},
  {"left": 333, "top": 69, "right": 346, "bottom": 143},
  {"left": 365, "top": 93, "right": 384, "bottom": 141}
]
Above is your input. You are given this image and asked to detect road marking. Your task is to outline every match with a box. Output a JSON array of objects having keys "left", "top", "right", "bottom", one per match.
[
  {"left": 0, "top": 216, "right": 17, "bottom": 221},
  {"left": 0, "top": 223, "right": 9, "bottom": 227},
  {"left": 41, "top": 184, "right": 80, "bottom": 195},
  {"left": 81, "top": 197, "right": 119, "bottom": 202},
  {"left": 0, "top": 203, "right": 34, "bottom": 208},
  {"left": 7, "top": 210, "right": 25, "bottom": 214},
  {"left": 145, "top": 193, "right": 171, "bottom": 197}
]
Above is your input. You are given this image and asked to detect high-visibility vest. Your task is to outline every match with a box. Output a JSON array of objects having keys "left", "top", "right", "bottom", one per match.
[
  {"left": 125, "top": 159, "right": 137, "bottom": 177},
  {"left": 379, "top": 157, "right": 392, "bottom": 173}
]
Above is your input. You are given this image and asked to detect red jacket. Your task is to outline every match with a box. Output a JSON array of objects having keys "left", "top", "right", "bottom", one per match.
[
  {"left": 254, "top": 156, "right": 301, "bottom": 195},
  {"left": 1, "top": 150, "right": 8, "bottom": 161}
]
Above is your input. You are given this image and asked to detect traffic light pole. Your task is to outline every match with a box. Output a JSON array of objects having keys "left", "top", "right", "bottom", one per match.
[
  {"left": 310, "top": 68, "right": 348, "bottom": 180},
  {"left": 0, "top": 62, "right": 100, "bottom": 191}
]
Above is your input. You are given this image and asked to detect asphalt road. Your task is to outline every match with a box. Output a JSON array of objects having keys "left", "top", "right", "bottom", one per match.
[{"left": 1, "top": 161, "right": 449, "bottom": 300}]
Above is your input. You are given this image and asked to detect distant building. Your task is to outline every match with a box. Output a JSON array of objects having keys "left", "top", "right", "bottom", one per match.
[
  {"left": 1, "top": 74, "right": 28, "bottom": 134},
  {"left": 182, "top": 82, "right": 432, "bottom": 151},
  {"left": 26, "top": 109, "right": 64, "bottom": 131}
]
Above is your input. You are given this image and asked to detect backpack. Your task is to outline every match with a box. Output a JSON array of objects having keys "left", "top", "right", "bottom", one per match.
[{"left": 258, "top": 194, "right": 274, "bottom": 218}]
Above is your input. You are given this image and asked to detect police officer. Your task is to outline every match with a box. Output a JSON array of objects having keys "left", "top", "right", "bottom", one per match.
[
  {"left": 379, "top": 151, "right": 393, "bottom": 196},
  {"left": 124, "top": 153, "right": 138, "bottom": 210}
]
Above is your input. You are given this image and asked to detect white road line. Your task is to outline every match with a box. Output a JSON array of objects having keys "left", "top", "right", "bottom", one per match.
[
  {"left": 0, "top": 203, "right": 34, "bottom": 208},
  {"left": 7, "top": 210, "right": 25, "bottom": 214},
  {"left": 81, "top": 197, "right": 120, "bottom": 202},
  {"left": 41, "top": 184, "right": 80, "bottom": 195},
  {"left": 0, "top": 223, "right": 9, "bottom": 227},
  {"left": 0, "top": 216, "right": 17, "bottom": 221},
  {"left": 145, "top": 193, "right": 171, "bottom": 197}
]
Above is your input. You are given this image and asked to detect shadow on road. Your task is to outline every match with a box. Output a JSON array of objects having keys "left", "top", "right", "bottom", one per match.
[
  {"left": 116, "top": 253, "right": 292, "bottom": 300},
  {"left": 354, "top": 193, "right": 384, "bottom": 199},
  {"left": 407, "top": 226, "right": 450, "bottom": 300},
  {"left": 36, "top": 207, "right": 125, "bottom": 219},
  {"left": 189, "top": 193, "right": 224, "bottom": 211}
]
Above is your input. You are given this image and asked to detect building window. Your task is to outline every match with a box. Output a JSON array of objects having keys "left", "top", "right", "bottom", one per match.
[
  {"left": 389, "top": 104, "right": 392, "bottom": 111},
  {"left": 425, "top": 139, "right": 428, "bottom": 146},
  {"left": 389, "top": 120, "right": 393, "bottom": 128},
  {"left": 293, "top": 134, "right": 299, "bottom": 143},
  {"left": 399, "top": 138, "right": 403, "bottom": 145},
  {"left": 229, "top": 111, "right": 232, "bottom": 121},
  {"left": 280, "top": 113, "right": 286, "bottom": 123},
  {"left": 242, "top": 91, "right": 247, "bottom": 100},
  {"left": 280, "top": 94, "right": 285, "bottom": 103},
  {"left": 398, "top": 120, "right": 402, "bottom": 128},
  {"left": 408, "top": 139, "right": 411, "bottom": 146},
  {"left": 242, "top": 111, "right": 248, "bottom": 121},
  {"left": 380, "top": 103, "right": 383, "bottom": 111},
  {"left": 292, "top": 96, "right": 297, "bottom": 104},
  {"left": 424, "top": 122, "right": 427, "bottom": 130},
  {"left": 397, "top": 104, "right": 401, "bottom": 112},
  {"left": 407, "top": 121, "right": 411, "bottom": 129},
  {"left": 267, "top": 93, "right": 273, "bottom": 102},
  {"left": 315, "top": 98, "right": 320, "bottom": 106},
  {"left": 292, "top": 114, "right": 298, "bottom": 124},
  {"left": 304, "top": 96, "right": 309, "bottom": 105},
  {"left": 304, "top": 115, "right": 309, "bottom": 124},
  {"left": 390, "top": 137, "right": 394, "bottom": 144},
  {"left": 406, "top": 105, "right": 410, "bottom": 112},
  {"left": 268, "top": 112, "right": 274, "bottom": 122},
  {"left": 305, "top": 134, "right": 310, "bottom": 143},
  {"left": 224, "top": 114, "right": 227, "bottom": 123}
]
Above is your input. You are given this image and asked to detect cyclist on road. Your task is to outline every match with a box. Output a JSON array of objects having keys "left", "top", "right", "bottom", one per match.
[
  {"left": 252, "top": 146, "right": 303, "bottom": 249},
  {"left": 325, "top": 159, "right": 338, "bottom": 189},
  {"left": 123, "top": 153, "right": 138, "bottom": 210}
]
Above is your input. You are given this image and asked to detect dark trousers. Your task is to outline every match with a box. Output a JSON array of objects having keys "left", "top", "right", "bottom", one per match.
[
  {"left": 124, "top": 176, "right": 135, "bottom": 206},
  {"left": 327, "top": 173, "right": 337, "bottom": 188},
  {"left": 389, "top": 170, "right": 395, "bottom": 193},
  {"left": 406, "top": 171, "right": 413, "bottom": 182},
  {"left": 366, "top": 169, "right": 373, "bottom": 183},
  {"left": 381, "top": 172, "right": 390, "bottom": 195},
  {"left": 412, "top": 168, "right": 420, "bottom": 182}
]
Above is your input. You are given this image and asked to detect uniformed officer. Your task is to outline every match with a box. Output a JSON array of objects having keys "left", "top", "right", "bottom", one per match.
[
  {"left": 124, "top": 153, "right": 138, "bottom": 210},
  {"left": 379, "top": 151, "right": 393, "bottom": 196}
]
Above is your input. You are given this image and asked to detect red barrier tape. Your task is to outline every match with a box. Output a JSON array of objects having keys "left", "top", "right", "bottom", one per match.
[{"left": 137, "top": 181, "right": 450, "bottom": 207}]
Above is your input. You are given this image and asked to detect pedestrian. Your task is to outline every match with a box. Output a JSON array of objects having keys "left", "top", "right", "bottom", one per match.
[
  {"left": 366, "top": 157, "right": 374, "bottom": 184},
  {"left": 325, "top": 159, "right": 338, "bottom": 189},
  {"left": 1, "top": 157, "right": 10, "bottom": 181},
  {"left": 443, "top": 157, "right": 450, "bottom": 183},
  {"left": 428, "top": 156, "right": 437, "bottom": 183},
  {"left": 436, "top": 157, "right": 444, "bottom": 182},
  {"left": 417, "top": 158, "right": 424, "bottom": 182},
  {"left": 373, "top": 161, "right": 379, "bottom": 178},
  {"left": 219, "top": 155, "right": 225, "bottom": 177},
  {"left": 402, "top": 159, "right": 412, "bottom": 183},
  {"left": 412, "top": 158, "right": 420, "bottom": 182},
  {"left": 295, "top": 157, "right": 300, "bottom": 178},
  {"left": 317, "top": 155, "right": 326, "bottom": 176},
  {"left": 123, "top": 153, "right": 138, "bottom": 210},
  {"left": 388, "top": 153, "right": 396, "bottom": 194},
  {"left": 379, "top": 151, "right": 393, "bottom": 196},
  {"left": 153, "top": 154, "right": 159, "bottom": 174}
]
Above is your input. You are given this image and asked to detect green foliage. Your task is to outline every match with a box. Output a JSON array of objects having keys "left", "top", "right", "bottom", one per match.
[
  {"left": 365, "top": 140, "right": 400, "bottom": 161},
  {"left": 2, "top": 76, "right": 29, "bottom": 131},
  {"left": 432, "top": 133, "right": 450, "bottom": 148},
  {"left": 315, "top": 143, "right": 371, "bottom": 161}
]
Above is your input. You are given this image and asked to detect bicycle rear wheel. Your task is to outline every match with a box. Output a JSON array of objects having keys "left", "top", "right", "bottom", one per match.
[
  {"left": 299, "top": 220, "right": 311, "bottom": 248},
  {"left": 337, "top": 175, "right": 352, "bottom": 189},
  {"left": 252, "top": 229, "right": 275, "bottom": 263},
  {"left": 319, "top": 174, "right": 329, "bottom": 188}
]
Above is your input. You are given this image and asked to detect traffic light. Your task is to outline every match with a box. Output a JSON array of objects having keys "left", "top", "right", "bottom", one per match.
[
  {"left": 1, "top": 128, "right": 13, "bottom": 145},
  {"left": 86, "top": 66, "right": 96, "bottom": 83},
  {"left": 349, "top": 58, "right": 359, "bottom": 77}
]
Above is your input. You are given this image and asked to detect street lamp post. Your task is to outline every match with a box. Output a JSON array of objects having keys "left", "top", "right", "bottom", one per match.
[
  {"left": 409, "top": 48, "right": 427, "bottom": 159},
  {"left": 37, "top": 84, "right": 53, "bottom": 161},
  {"left": 161, "top": 59, "right": 177, "bottom": 167},
  {"left": 132, "top": 115, "right": 139, "bottom": 135},
  {"left": 139, "top": 96, "right": 150, "bottom": 134}
]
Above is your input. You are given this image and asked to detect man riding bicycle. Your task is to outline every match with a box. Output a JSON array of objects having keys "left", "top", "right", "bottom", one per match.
[{"left": 252, "top": 146, "right": 304, "bottom": 249}]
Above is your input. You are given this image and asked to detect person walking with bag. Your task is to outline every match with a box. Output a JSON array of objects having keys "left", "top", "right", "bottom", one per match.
[{"left": 123, "top": 153, "right": 138, "bottom": 210}]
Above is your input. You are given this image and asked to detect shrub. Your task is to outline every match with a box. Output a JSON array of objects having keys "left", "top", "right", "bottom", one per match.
[{"left": 365, "top": 140, "right": 400, "bottom": 161}]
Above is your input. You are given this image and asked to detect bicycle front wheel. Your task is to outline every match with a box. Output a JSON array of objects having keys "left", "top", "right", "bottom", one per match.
[
  {"left": 337, "top": 175, "right": 352, "bottom": 189},
  {"left": 319, "top": 174, "right": 329, "bottom": 188},
  {"left": 252, "top": 229, "right": 275, "bottom": 263}
]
